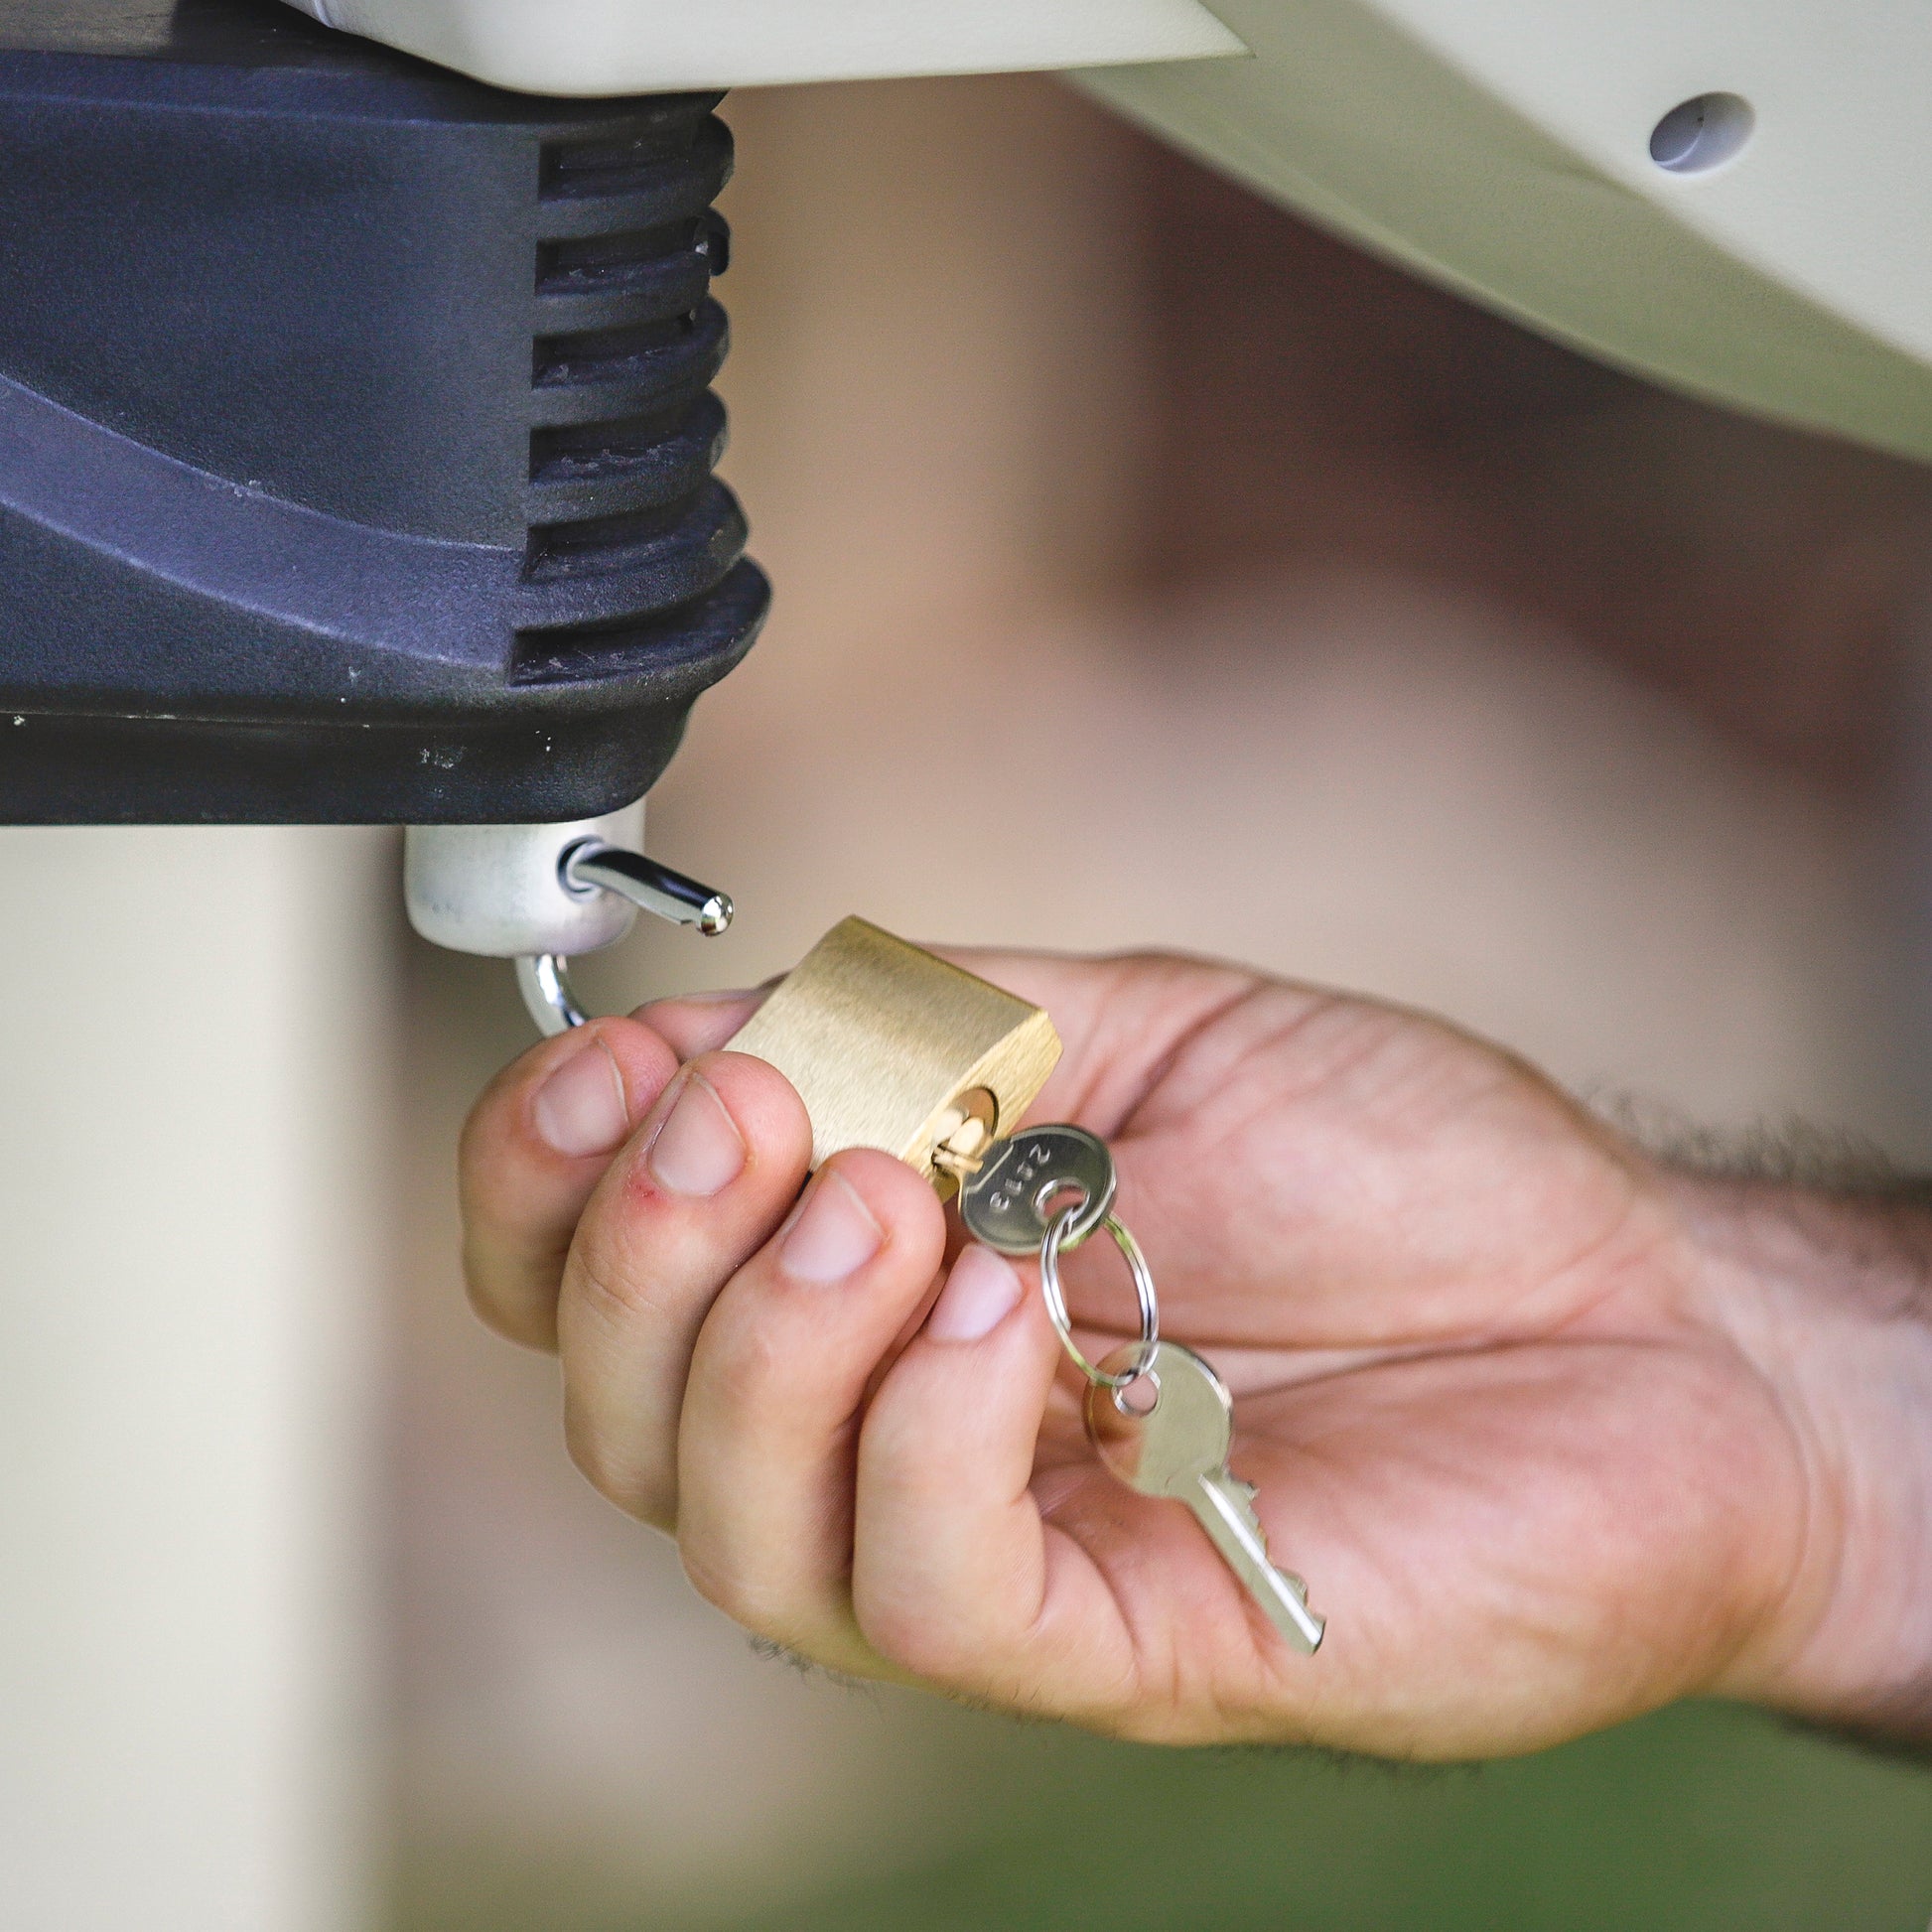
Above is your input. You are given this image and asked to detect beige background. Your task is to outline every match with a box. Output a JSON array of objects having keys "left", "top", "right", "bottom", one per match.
[{"left": 393, "top": 74, "right": 1932, "bottom": 1929}]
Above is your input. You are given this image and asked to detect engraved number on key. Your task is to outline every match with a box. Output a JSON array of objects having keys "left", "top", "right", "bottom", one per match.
[
  {"left": 1085, "top": 1340, "right": 1324, "bottom": 1654},
  {"left": 957, "top": 1123, "right": 1115, "bottom": 1256}
]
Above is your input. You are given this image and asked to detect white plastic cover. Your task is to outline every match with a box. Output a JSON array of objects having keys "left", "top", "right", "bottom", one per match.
[
  {"left": 278, "top": 0, "right": 1246, "bottom": 93},
  {"left": 1087, "top": 0, "right": 1932, "bottom": 462}
]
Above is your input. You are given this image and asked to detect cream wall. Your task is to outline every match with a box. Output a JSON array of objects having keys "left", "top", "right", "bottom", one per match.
[{"left": 0, "top": 826, "right": 396, "bottom": 1932}]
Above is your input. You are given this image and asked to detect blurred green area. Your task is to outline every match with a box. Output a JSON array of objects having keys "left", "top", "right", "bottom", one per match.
[{"left": 398, "top": 1698, "right": 1932, "bottom": 1932}]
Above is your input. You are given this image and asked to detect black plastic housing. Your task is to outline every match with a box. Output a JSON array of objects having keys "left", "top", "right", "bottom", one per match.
[{"left": 0, "top": 0, "right": 768, "bottom": 822}]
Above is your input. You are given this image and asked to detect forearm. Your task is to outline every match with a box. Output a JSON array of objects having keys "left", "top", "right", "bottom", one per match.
[{"left": 1666, "top": 1166, "right": 1932, "bottom": 1745}]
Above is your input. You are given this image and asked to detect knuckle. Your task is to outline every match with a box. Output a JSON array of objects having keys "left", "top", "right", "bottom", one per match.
[
  {"left": 460, "top": 1241, "right": 560, "bottom": 1351},
  {"left": 562, "top": 1400, "right": 671, "bottom": 1528},
  {"left": 677, "top": 1544, "right": 743, "bottom": 1618},
  {"left": 853, "top": 1588, "right": 977, "bottom": 1684},
  {"left": 565, "top": 1233, "right": 664, "bottom": 1329},
  {"left": 698, "top": 1305, "right": 785, "bottom": 1414},
  {"left": 564, "top": 1182, "right": 739, "bottom": 1334},
  {"left": 678, "top": 1543, "right": 785, "bottom": 1639}
]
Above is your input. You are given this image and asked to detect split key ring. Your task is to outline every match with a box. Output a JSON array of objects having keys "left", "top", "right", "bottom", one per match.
[{"left": 957, "top": 1123, "right": 1160, "bottom": 1389}]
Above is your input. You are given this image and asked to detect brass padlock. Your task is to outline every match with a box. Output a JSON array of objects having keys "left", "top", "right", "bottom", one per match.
[{"left": 726, "top": 916, "right": 1061, "bottom": 1193}]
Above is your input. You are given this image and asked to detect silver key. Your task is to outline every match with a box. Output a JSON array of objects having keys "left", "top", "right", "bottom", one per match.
[
  {"left": 957, "top": 1123, "right": 1115, "bottom": 1256},
  {"left": 1086, "top": 1340, "right": 1324, "bottom": 1654}
]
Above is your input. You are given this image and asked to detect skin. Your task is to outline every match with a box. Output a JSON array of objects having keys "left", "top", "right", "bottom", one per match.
[{"left": 458, "top": 951, "right": 1932, "bottom": 1759}]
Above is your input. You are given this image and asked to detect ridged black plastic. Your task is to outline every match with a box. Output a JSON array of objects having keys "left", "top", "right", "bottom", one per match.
[{"left": 0, "top": 0, "right": 768, "bottom": 823}]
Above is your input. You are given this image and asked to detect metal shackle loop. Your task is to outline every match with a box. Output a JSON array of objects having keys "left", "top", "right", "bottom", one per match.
[{"left": 517, "top": 839, "right": 734, "bottom": 1036}]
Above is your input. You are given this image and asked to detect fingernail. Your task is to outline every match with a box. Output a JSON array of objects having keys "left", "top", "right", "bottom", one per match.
[
  {"left": 780, "top": 1170, "right": 884, "bottom": 1284},
  {"left": 532, "top": 1038, "right": 630, "bottom": 1158},
  {"left": 647, "top": 1073, "right": 745, "bottom": 1196},
  {"left": 925, "top": 1244, "right": 1021, "bottom": 1342}
]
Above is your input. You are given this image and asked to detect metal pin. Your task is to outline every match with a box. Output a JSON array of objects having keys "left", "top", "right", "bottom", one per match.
[
  {"left": 561, "top": 840, "right": 734, "bottom": 935},
  {"left": 516, "top": 841, "right": 734, "bottom": 1035}
]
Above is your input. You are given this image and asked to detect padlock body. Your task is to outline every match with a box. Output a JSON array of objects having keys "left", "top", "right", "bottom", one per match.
[{"left": 726, "top": 917, "right": 1061, "bottom": 1185}]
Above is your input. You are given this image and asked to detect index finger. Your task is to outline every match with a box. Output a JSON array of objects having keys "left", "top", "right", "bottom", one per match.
[
  {"left": 933, "top": 948, "right": 1267, "bottom": 1133},
  {"left": 460, "top": 1017, "right": 681, "bottom": 1350},
  {"left": 631, "top": 986, "right": 768, "bottom": 1060}
]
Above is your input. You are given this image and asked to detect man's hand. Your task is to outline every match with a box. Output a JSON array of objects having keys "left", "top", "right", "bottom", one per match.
[{"left": 458, "top": 952, "right": 1932, "bottom": 1758}]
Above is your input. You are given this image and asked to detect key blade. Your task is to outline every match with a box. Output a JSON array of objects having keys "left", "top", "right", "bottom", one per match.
[
  {"left": 1085, "top": 1342, "right": 1325, "bottom": 1654},
  {"left": 1192, "top": 1470, "right": 1325, "bottom": 1654}
]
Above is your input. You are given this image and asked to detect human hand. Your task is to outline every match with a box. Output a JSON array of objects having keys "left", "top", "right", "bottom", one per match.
[{"left": 458, "top": 951, "right": 1932, "bottom": 1757}]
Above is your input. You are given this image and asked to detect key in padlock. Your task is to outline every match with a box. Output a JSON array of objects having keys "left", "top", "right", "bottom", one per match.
[{"left": 726, "top": 917, "right": 1061, "bottom": 1194}]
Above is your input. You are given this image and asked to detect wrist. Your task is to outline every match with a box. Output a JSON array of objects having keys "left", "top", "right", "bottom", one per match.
[{"left": 1664, "top": 1166, "right": 1932, "bottom": 1742}]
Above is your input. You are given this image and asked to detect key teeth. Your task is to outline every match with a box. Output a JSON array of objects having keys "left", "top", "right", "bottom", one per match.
[
  {"left": 1224, "top": 1485, "right": 1324, "bottom": 1645},
  {"left": 1226, "top": 1487, "right": 1268, "bottom": 1542}
]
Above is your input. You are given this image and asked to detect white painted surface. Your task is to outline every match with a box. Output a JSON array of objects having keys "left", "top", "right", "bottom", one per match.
[
  {"left": 0, "top": 827, "right": 393, "bottom": 1932},
  {"left": 279, "top": 0, "right": 1244, "bottom": 91},
  {"left": 1371, "top": 0, "right": 1932, "bottom": 362},
  {"left": 1085, "top": 0, "right": 1932, "bottom": 460}
]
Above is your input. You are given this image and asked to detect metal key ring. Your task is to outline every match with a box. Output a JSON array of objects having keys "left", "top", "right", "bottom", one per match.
[{"left": 1038, "top": 1206, "right": 1159, "bottom": 1389}]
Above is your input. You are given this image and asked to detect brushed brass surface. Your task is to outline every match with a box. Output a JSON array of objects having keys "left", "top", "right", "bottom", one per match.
[{"left": 726, "top": 916, "right": 1061, "bottom": 1186}]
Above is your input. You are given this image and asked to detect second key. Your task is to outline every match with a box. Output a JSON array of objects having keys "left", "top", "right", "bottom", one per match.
[{"left": 1086, "top": 1339, "right": 1325, "bottom": 1654}]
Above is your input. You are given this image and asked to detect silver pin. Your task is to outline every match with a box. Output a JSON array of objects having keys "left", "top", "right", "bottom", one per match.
[{"left": 519, "top": 840, "right": 733, "bottom": 1036}]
